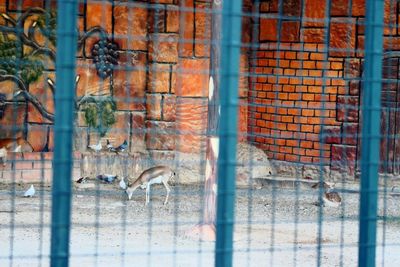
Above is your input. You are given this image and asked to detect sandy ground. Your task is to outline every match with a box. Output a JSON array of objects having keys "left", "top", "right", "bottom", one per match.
[{"left": 0, "top": 182, "right": 399, "bottom": 267}]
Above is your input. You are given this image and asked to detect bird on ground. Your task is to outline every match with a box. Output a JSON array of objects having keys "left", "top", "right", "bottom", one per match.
[
  {"left": 76, "top": 177, "right": 88, "bottom": 184},
  {"left": 97, "top": 174, "right": 118, "bottom": 184},
  {"left": 106, "top": 139, "right": 120, "bottom": 153},
  {"left": 88, "top": 141, "right": 102, "bottom": 152},
  {"left": 114, "top": 140, "right": 128, "bottom": 153},
  {"left": 106, "top": 139, "right": 114, "bottom": 151},
  {"left": 108, "top": 140, "right": 128, "bottom": 154},
  {"left": 0, "top": 147, "right": 6, "bottom": 166},
  {"left": 311, "top": 183, "right": 342, "bottom": 207},
  {"left": 12, "top": 145, "right": 22, "bottom": 152},
  {"left": 23, "top": 185, "right": 35, "bottom": 197},
  {"left": 119, "top": 177, "right": 127, "bottom": 190},
  {"left": 322, "top": 188, "right": 342, "bottom": 207}
]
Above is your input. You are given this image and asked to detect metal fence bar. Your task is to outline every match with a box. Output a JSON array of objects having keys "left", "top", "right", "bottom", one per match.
[
  {"left": 215, "top": 0, "right": 243, "bottom": 266},
  {"left": 358, "top": 0, "right": 385, "bottom": 267},
  {"left": 50, "top": 1, "right": 79, "bottom": 266}
]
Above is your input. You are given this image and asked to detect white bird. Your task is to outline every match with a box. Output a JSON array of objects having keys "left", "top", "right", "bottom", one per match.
[
  {"left": 0, "top": 147, "right": 6, "bottom": 166},
  {"left": 119, "top": 177, "right": 127, "bottom": 190},
  {"left": 12, "top": 145, "right": 22, "bottom": 153},
  {"left": 23, "top": 185, "right": 35, "bottom": 197},
  {"left": 88, "top": 141, "right": 102, "bottom": 152},
  {"left": 106, "top": 139, "right": 114, "bottom": 151}
]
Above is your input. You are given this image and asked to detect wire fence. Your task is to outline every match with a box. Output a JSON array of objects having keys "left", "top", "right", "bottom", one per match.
[{"left": 0, "top": 0, "right": 400, "bottom": 266}]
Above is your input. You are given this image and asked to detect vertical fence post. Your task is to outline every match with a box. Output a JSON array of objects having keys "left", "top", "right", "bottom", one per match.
[
  {"left": 50, "top": 1, "right": 79, "bottom": 266},
  {"left": 215, "top": 0, "right": 243, "bottom": 266},
  {"left": 358, "top": 0, "right": 384, "bottom": 267}
]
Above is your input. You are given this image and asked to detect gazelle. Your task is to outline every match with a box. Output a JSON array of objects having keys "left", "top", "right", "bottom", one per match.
[{"left": 126, "top": 166, "right": 175, "bottom": 205}]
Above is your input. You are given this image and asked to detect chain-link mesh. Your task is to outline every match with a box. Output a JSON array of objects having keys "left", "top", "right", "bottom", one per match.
[{"left": 0, "top": 0, "right": 400, "bottom": 266}]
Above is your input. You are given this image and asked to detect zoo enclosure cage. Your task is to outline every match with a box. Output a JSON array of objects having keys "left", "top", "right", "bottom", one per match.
[{"left": 0, "top": 0, "right": 399, "bottom": 267}]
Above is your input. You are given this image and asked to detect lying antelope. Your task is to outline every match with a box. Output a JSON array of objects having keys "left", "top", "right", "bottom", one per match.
[{"left": 126, "top": 166, "right": 175, "bottom": 205}]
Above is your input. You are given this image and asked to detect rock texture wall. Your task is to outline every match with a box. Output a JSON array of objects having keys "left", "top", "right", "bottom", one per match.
[{"left": 249, "top": 0, "right": 400, "bottom": 178}]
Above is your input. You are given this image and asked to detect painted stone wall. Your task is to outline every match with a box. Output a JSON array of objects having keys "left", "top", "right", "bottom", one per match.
[
  {"left": 249, "top": 0, "right": 400, "bottom": 178},
  {"left": 8, "top": 0, "right": 398, "bottom": 181},
  {"left": 0, "top": 0, "right": 250, "bottom": 163}
]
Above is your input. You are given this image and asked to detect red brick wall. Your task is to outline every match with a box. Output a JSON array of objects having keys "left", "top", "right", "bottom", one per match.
[{"left": 249, "top": 0, "right": 400, "bottom": 176}]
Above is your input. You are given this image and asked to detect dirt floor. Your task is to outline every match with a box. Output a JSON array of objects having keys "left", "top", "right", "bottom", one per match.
[{"left": 0, "top": 181, "right": 399, "bottom": 267}]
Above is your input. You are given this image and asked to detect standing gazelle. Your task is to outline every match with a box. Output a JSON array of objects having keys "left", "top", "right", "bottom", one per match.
[{"left": 126, "top": 166, "right": 175, "bottom": 205}]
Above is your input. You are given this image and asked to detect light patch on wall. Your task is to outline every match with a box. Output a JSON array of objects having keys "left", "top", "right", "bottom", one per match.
[{"left": 208, "top": 76, "right": 214, "bottom": 100}]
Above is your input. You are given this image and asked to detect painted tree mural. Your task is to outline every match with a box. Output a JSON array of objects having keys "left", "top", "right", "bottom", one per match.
[{"left": 0, "top": 7, "right": 120, "bottom": 149}]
